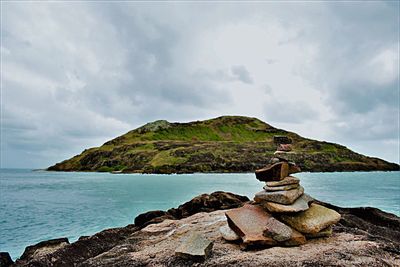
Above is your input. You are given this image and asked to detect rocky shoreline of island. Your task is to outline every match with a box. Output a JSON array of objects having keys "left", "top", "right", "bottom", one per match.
[{"left": 2, "top": 191, "right": 399, "bottom": 267}]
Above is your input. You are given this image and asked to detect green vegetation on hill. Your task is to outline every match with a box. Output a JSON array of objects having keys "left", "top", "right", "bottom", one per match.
[{"left": 48, "top": 116, "right": 399, "bottom": 173}]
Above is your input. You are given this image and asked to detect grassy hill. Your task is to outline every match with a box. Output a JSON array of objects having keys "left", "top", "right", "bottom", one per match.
[{"left": 48, "top": 116, "right": 399, "bottom": 173}]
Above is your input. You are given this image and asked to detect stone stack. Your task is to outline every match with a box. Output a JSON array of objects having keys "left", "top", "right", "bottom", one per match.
[{"left": 222, "top": 136, "right": 341, "bottom": 249}]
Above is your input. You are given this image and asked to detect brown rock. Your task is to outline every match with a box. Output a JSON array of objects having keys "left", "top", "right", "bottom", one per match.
[
  {"left": 254, "top": 186, "right": 304, "bottom": 205},
  {"left": 263, "top": 217, "right": 293, "bottom": 242},
  {"left": 175, "top": 232, "right": 213, "bottom": 261},
  {"left": 225, "top": 204, "right": 277, "bottom": 247},
  {"left": 280, "top": 203, "right": 341, "bottom": 234},
  {"left": 263, "top": 183, "right": 299, "bottom": 191},
  {"left": 255, "top": 162, "right": 289, "bottom": 181},
  {"left": 266, "top": 176, "right": 300, "bottom": 187},
  {"left": 261, "top": 194, "right": 313, "bottom": 213}
]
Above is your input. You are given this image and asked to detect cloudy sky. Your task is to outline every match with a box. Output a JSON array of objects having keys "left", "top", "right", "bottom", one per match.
[{"left": 1, "top": 1, "right": 399, "bottom": 168}]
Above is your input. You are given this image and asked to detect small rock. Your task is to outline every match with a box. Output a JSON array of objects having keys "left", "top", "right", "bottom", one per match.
[
  {"left": 254, "top": 186, "right": 304, "bottom": 205},
  {"left": 269, "top": 157, "right": 280, "bottom": 164},
  {"left": 175, "top": 233, "right": 213, "bottom": 261},
  {"left": 261, "top": 194, "right": 313, "bottom": 213},
  {"left": 255, "top": 162, "right": 289, "bottom": 181},
  {"left": 266, "top": 176, "right": 300, "bottom": 187},
  {"left": 0, "top": 252, "right": 14, "bottom": 267},
  {"left": 263, "top": 183, "right": 299, "bottom": 191},
  {"left": 305, "top": 226, "right": 333, "bottom": 239},
  {"left": 219, "top": 224, "right": 240, "bottom": 241},
  {"left": 277, "top": 144, "right": 292, "bottom": 152},
  {"left": 263, "top": 217, "right": 293, "bottom": 242},
  {"left": 279, "top": 203, "right": 341, "bottom": 234}
]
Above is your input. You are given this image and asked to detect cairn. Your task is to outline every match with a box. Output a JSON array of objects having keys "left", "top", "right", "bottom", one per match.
[{"left": 222, "top": 136, "right": 341, "bottom": 249}]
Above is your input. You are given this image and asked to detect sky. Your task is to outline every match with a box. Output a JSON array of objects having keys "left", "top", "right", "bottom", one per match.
[{"left": 1, "top": 1, "right": 399, "bottom": 168}]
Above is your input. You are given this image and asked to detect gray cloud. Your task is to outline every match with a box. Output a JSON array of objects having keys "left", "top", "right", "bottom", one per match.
[{"left": 1, "top": 1, "right": 398, "bottom": 167}]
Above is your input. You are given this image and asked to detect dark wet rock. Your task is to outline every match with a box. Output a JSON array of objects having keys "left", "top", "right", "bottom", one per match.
[
  {"left": 175, "top": 232, "right": 213, "bottom": 261},
  {"left": 255, "top": 162, "right": 289, "bottom": 181},
  {"left": 0, "top": 252, "right": 14, "bottom": 267}
]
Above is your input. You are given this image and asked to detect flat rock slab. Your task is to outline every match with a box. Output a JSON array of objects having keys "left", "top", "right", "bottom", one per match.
[
  {"left": 261, "top": 194, "right": 313, "bottom": 213},
  {"left": 254, "top": 186, "right": 304, "bottom": 205},
  {"left": 225, "top": 204, "right": 305, "bottom": 249},
  {"left": 175, "top": 232, "right": 213, "bottom": 261},
  {"left": 264, "top": 183, "right": 299, "bottom": 191},
  {"left": 219, "top": 224, "right": 240, "bottom": 241},
  {"left": 280, "top": 203, "right": 341, "bottom": 234},
  {"left": 266, "top": 176, "right": 300, "bottom": 187},
  {"left": 255, "top": 162, "right": 289, "bottom": 181}
]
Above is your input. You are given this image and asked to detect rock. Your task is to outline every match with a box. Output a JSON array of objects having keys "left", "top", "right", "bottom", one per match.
[
  {"left": 17, "top": 237, "right": 70, "bottom": 263},
  {"left": 254, "top": 186, "right": 304, "bottom": 205},
  {"left": 255, "top": 162, "right": 289, "bottom": 181},
  {"left": 134, "top": 191, "right": 249, "bottom": 227},
  {"left": 0, "top": 252, "right": 14, "bottom": 267},
  {"left": 261, "top": 194, "right": 313, "bottom": 213},
  {"left": 305, "top": 226, "right": 333, "bottom": 239},
  {"left": 12, "top": 192, "right": 400, "bottom": 267},
  {"left": 225, "top": 204, "right": 305, "bottom": 248},
  {"left": 273, "top": 135, "right": 292, "bottom": 144},
  {"left": 280, "top": 203, "right": 341, "bottom": 234},
  {"left": 263, "top": 217, "right": 293, "bottom": 242},
  {"left": 225, "top": 204, "right": 277, "bottom": 247},
  {"left": 263, "top": 183, "right": 299, "bottom": 191},
  {"left": 277, "top": 144, "right": 292, "bottom": 152},
  {"left": 175, "top": 232, "right": 213, "bottom": 261},
  {"left": 266, "top": 176, "right": 300, "bottom": 187},
  {"left": 219, "top": 224, "right": 240, "bottom": 241}
]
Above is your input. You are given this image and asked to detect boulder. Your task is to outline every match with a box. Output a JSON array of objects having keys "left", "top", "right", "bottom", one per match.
[
  {"left": 0, "top": 252, "right": 14, "bottom": 267},
  {"left": 17, "top": 238, "right": 70, "bottom": 263},
  {"left": 175, "top": 232, "right": 213, "bottom": 261},
  {"left": 263, "top": 183, "right": 299, "bottom": 191},
  {"left": 254, "top": 186, "right": 304, "bottom": 205},
  {"left": 261, "top": 194, "right": 313, "bottom": 213},
  {"left": 219, "top": 224, "right": 240, "bottom": 241},
  {"left": 280, "top": 203, "right": 341, "bottom": 234},
  {"left": 255, "top": 162, "right": 289, "bottom": 181},
  {"left": 266, "top": 176, "right": 300, "bottom": 187}
]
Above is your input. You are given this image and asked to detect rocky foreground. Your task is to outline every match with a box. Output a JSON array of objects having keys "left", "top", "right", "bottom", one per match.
[{"left": 5, "top": 192, "right": 400, "bottom": 267}]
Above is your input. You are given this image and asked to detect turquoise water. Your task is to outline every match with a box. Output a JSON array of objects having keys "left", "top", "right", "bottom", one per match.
[{"left": 0, "top": 169, "right": 399, "bottom": 259}]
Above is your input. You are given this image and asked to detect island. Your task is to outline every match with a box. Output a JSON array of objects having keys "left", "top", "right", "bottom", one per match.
[{"left": 48, "top": 116, "right": 399, "bottom": 173}]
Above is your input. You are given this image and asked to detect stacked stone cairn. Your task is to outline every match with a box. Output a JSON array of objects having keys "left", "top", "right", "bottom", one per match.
[{"left": 221, "top": 136, "right": 342, "bottom": 249}]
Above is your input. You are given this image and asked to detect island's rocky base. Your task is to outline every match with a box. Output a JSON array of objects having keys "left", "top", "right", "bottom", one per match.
[{"left": 6, "top": 192, "right": 400, "bottom": 267}]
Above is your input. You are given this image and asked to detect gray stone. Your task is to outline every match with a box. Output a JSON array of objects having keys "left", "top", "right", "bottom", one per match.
[
  {"left": 175, "top": 232, "right": 213, "bottom": 261},
  {"left": 266, "top": 176, "right": 300, "bottom": 187},
  {"left": 261, "top": 194, "right": 313, "bottom": 213},
  {"left": 219, "top": 224, "right": 240, "bottom": 241},
  {"left": 254, "top": 186, "right": 304, "bottom": 205},
  {"left": 263, "top": 217, "right": 293, "bottom": 242},
  {"left": 280, "top": 203, "right": 341, "bottom": 234},
  {"left": 263, "top": 183, "right": 299, "bottom": 191}
]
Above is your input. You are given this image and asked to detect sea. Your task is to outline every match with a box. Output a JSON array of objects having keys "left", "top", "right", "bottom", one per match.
[{"left": 0, "top": 169, "right": 399, "bottom": 260}]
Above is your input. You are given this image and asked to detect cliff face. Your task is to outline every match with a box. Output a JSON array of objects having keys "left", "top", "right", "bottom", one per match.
[
  {"left": 47, "top": 116, "right": 399, "bottom": 173},
  {"left": 11, "top": 192, "right": 400, "bottom": 267}
]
